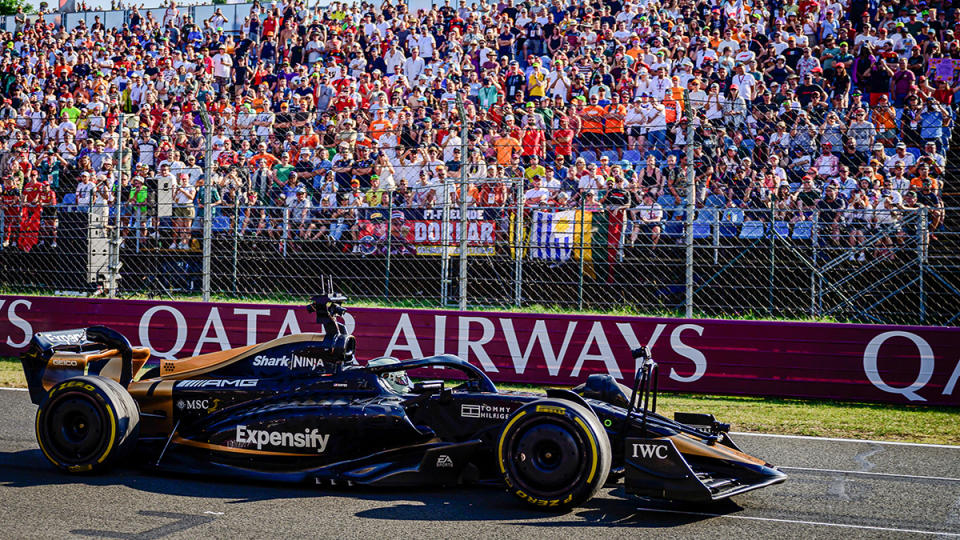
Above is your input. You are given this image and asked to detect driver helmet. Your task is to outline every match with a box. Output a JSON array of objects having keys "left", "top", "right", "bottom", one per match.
[{"left": 367, "top": 357, "right": 411, "bottom": 393}]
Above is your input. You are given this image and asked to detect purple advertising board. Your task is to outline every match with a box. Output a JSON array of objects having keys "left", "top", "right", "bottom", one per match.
[{"left": 0, "top": 295, "right": 958, "bottom": 405}]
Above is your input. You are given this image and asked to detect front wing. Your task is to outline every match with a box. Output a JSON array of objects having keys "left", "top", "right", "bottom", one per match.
[{"left": 624, "top": 437, "right": 787, "bottom": 502}]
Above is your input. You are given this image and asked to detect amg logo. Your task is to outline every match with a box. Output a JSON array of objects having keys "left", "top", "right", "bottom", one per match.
[
  {"left": 235, "top": 425, "right": 329, "bottom": 452},
  {"left": 176, "top": 379, "right": 258, "bottom": 388},
  {"left": 251, "top": 354, "right": 324, "bottom": 370},
  {"left": 632, "top": 443, "right": 669, "bottom": 459},
  {"left": 176, "top": 399, "right": 209, "bottom": 410},
  {"left": 52, "top": 358, "right": 79, "bottom": 366},
  {"left": 461, "top": 404, "right": 511, "bottom": 420}
]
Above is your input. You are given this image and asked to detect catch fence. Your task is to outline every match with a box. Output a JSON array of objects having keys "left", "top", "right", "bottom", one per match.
[
  {"left": 0, "top": 103, "right": 957, "bottom": 326},
  {"left": 2, "top": 194, "right": 956, "bottom": 326}
]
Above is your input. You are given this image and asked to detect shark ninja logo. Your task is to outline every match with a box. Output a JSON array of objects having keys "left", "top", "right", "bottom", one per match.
[{"left": 251, "top": 354, "right": 324, "bottom": 370}]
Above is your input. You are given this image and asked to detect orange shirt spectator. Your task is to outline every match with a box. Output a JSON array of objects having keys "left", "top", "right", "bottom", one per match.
[
  {"left": 494, "top": 134, "right": 521, "bottom": 165},
  {"left": 249, "top": 151, "right": 279, "bottom": 168},
  {"left": 368, "top": 117, "right": 393, "bottom": 141},
  {"left": 298, "top": 131, "right": 320, "bottom": 149},
  {"left": 580, "top": 103, "right": 606, "bottom": 133},
  {"left": 604, "top": 102, "right": 626, "bottom": 134},
  {"left": 910, "top": 175, "right": 940, "bottom": 191}
]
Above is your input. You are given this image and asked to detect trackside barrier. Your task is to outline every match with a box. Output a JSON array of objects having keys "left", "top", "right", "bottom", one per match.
[{"left": 1, "top": 295, "right": 957, "bottom": 406}]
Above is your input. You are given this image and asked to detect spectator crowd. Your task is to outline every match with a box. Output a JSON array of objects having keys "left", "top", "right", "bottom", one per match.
[{"left": 0, "top": 0, "right": 955, "bottom": 255}]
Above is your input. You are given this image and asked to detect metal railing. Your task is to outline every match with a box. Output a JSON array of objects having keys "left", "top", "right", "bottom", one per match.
[{"left": 2, "top": 194, "right": 956, "bottom": 325}]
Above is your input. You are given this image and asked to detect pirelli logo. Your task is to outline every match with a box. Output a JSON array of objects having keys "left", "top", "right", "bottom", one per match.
[{"left": 536, "top": 405, "right": 567, "bottom": 415}]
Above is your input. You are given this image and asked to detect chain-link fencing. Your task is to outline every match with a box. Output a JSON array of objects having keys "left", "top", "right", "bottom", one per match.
[{"left": 0, "top": 100, "right": 957, "bottom": 326}]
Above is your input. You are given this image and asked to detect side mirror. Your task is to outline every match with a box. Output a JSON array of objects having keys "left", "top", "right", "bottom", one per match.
[{"left": 412, "top": 380, "right": 444, "bottom": 393}]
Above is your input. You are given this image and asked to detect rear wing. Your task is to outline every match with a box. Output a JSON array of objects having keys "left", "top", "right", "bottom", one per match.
[{"left": 20, "top": 326, "right": 147, "bottom": 404}]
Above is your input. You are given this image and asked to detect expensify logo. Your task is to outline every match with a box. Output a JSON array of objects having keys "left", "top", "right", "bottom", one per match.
[{"left": 235, "top": 425, "right": 330, "bottom": 452}]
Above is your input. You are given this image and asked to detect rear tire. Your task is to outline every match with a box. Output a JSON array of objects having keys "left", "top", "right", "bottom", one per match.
[
  {"left": 498, "top": 399, "right": 611, "bottom": 510},
  {"left": 36, "top": 376, "right": 140, "bottom": 473}
]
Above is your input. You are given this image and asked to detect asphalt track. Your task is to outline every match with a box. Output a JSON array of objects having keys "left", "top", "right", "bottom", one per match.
[{"left": 0, "top": 388, "right": 958, "bottom": 539}]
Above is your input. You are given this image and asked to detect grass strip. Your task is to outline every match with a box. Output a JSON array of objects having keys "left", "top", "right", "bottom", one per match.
[{"left": 4, "top": 358, "right": 955, "bottom": 445}]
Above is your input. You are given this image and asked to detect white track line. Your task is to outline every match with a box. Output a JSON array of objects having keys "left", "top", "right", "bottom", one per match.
[
  {"left": 733, "top": 431, "right": 960, "bottom": 450},
  {"left": 0, "top": 387, "right": 28, "bottom": 392},
  {"left": 634, "top": 507, "right": 960, "bottom": 537},
  {"left": 780, "top": 466, "right": 960, "bottom": 483}
]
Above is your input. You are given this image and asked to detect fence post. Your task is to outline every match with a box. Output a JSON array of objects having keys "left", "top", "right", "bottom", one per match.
[
  {"left": 684, "top": 90, "right": 695, "bottom": 318},
  {"left": 440, "top": 167, "right": 451, "bottom": 307},
  {"left": 107, "top": 114, "right": 124, "bottom": 299},
  {"left": 918, "top": 207, "right": 928, "bottom": 323},
  {"left": 456, "top": 97, "right": 469, "bottom": 310},
  {"left": 232, "top": 201, "right": 239, "bottom": 297},
  {"left": 514, "top": 178, "right": 523, "bottom": 307},
  {"left": 769, "top": 204, "right": 775, "bottom": 317},
  {"left": 385, "top": 194, "right": 393, "bottom": 300},
  {"left": 811, "top": 210, "right": 820, "bottom": 318},
  {"left": 199, "top": 111, "right": 214, "bottom": 302},
  {"left": 282, "top": 207, "right": 289, "bottom": 257},
  {"left": 578, "top": 195, "right": 585, "bottom": 310}
]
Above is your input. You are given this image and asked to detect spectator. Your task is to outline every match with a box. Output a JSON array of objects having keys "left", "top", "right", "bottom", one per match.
[
  {"left": 630, "top": 192, "right": 663, "bottom": 247},
  {"left": 0, "top": 0, "right": 948, "bottom": 263},
  {"left": 172, "top": 173, "right": 196, "bottom": 250}
]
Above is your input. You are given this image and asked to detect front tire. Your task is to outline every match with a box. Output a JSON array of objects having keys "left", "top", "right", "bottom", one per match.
[
  {"left": 36, "top": 376, "right": 140, "bottom": 473},
  {"left": 498, "top": 399, "right": 611, "bottom": 510}
]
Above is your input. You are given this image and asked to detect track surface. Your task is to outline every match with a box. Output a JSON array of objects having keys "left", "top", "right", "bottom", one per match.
[{"left": 0, "top": 388, "right": 958, "bottom": 539}]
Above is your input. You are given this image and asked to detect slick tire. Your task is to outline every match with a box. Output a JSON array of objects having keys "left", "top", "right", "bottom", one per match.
[
  {"left": 498, "top": 399, "right": 611, "bottom": 510},
  {"left": 36, "top": 376, "right": 140, "bottom": 473}
]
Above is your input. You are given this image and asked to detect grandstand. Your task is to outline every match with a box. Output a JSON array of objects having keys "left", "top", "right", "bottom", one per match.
[{"left": 0, "top": 0, "right": 957, "bottom": 325}]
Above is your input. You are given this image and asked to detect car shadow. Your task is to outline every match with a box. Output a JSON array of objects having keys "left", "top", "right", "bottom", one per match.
[
  {"left": 353, "top": 486, "right": 743, "bottom": 528},
  {"left": 0, "top": 448, "right": 744, "bottom": 528}
]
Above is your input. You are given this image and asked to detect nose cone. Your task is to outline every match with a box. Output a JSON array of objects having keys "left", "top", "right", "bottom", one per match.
[{"left": 757, "top": 464, "right": 788, "bottom": 486}]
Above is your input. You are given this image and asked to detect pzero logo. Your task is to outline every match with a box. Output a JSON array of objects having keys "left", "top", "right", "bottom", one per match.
[
  {"left": 252, "top": 354, "right": 324, "bottom": 370},
  {"left": 460, "top": 403, "right": 511, "bottom": 420},
  {"left": 176, "top": 399, "right": 209, "bottom": 410},
  {"left": 176, "top": 379, "right": 258, "bottom": 388},
  {"left": 632, "top": 443, "right": 669, "bottom": 459},
  {"left": 436, "top": 455, "right": 454, "bottom": 468},
  {"left": 52, "top": 358, "right": 79, "bottom": 366},
  {"left": 234, "top": 425, "right": 330, "bottom": 453}
]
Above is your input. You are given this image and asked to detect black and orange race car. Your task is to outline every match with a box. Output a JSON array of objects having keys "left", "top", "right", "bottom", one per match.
[{"left": 20, "top": 291, "right": 785, "bottom": 509}]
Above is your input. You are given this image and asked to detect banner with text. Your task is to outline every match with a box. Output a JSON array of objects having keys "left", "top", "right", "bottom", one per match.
[
  {"left": 353, "top": 208, "right": 499, "bottom": 256},
  {"left": 1, "top": 295, "right": 957, "bottom": 405}
]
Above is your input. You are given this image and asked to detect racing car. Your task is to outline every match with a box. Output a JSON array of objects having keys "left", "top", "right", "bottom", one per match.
[{"left": 20, "top": 290, "right": 786, "bottom": 509}]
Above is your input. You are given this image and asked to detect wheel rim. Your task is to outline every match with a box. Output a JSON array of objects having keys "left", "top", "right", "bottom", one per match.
[
  {"left": 510, "top": 420, "right": 584, "bottom": 494},
  {"left": 42, "top": 393, "right": 108, "bottom": 465}
]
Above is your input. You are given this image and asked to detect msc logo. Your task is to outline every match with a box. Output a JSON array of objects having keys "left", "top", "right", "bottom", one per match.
[
  {"left": 631, "top": 443, "right": 669, "bottom": 460},
  {"left": 176, "top": 399, "right": 209, "bottom": 410}
]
